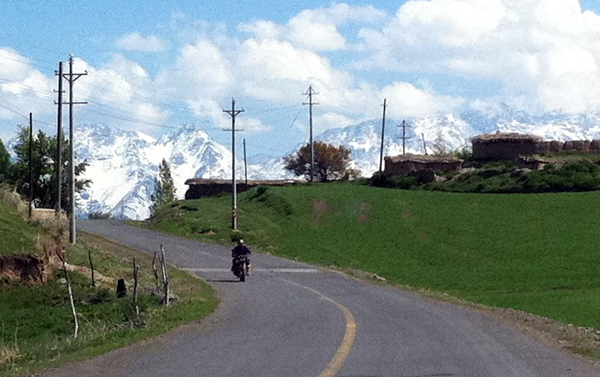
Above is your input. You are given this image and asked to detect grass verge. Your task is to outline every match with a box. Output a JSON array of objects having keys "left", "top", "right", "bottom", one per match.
[{"left": 0, "top": 230, "right": 218, "bottom": 377}]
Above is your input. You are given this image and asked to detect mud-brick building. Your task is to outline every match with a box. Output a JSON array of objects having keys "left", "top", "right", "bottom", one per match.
[
  {"left": 184, "top": 178, "right": 294, "bottom": 199},
  {"left": 472, "top": 133, "right": 542, "bottom": 160},
  {"left": 384, "top": 154, "right": 463, "bottom": 176}
]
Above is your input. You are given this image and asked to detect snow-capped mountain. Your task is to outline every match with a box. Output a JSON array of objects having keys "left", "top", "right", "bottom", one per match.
[
  {"left": 75, "top": 123, "right": 289, "bottom": 220},
  {"left": 29, "top": 105, "right": 600, "bottom": 220}
]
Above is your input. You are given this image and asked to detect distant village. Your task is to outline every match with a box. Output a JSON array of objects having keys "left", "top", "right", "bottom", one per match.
[
  {"left": 185, "top": 132, "right": 599, "bottom": 198},
  {"left": 384, "top": 132, "right": 598, "bottom": 176}
]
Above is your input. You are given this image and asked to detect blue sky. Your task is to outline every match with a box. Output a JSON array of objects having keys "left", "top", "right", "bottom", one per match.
[{"left": 2, "top": 0, "right": 600, "bottom": 158}]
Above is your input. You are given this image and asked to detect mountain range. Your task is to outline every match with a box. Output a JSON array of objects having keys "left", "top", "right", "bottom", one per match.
[{"left": 17, "top": 106, "right": 600, "bottom": 220}]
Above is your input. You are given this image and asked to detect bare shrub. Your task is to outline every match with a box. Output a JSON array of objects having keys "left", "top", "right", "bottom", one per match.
[
  {"left": 0, "top": 344, "right": 20, "bottom": 366},
  {"left": 0, "top": 185, "right": 27, "bottom": 215}
]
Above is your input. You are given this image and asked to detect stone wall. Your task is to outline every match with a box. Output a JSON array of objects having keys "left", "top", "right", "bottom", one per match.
[
  {"left": 473, "top": 134, "right": 600, "bottom": 160},
  {"left": 185, "top": 179, "right": 296, "bottom": 200},
  {"left": 384, "top": 155, "right": 462, "bottom": 176},
  {"left": 538, "top": 140, "right": 600, "bottom": 154}
]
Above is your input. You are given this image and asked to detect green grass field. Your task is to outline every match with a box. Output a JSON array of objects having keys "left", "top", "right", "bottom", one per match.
[{"left": 150, "top": 183, "right": 600, "bottom": 330}]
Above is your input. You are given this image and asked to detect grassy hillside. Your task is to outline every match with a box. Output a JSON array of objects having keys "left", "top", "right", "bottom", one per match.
[
  {"left": 0, "top": 200, "right": 38, "bottom": 256},
  {"left": 0, "top": 199, "right": 218, "bottom": 376},
  {"left": 150, "top": 183, "right": 600, "bottom": 330}
]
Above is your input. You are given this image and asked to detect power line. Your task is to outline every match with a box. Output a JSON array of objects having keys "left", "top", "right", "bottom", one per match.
[{"left": 0, "top": 102, "right": 29, "bottom": 120}]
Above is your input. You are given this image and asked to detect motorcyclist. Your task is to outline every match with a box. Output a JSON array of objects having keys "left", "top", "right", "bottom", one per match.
[{"left": 231, "top": 238, "right": 252, "bottom": 273}]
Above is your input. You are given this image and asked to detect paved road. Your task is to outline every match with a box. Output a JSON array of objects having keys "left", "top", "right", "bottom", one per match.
[{"left": 41, "top": 220, "right": 600, "bottom": 377}]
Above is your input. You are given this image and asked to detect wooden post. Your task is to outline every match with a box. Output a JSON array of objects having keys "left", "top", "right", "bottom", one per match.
[
  {"left": 160, "top": 244, "right": 170, "bottom": 306},
  {"left": 61, "top": 257, "right": 79, "bottom": 339},
  {"left": 132, "top": 257, "right": 139, "bottom": 316},
  {"left": 152, "top": 250, "right": 160, "bottom": 292},
  {"left": 88, "top": 249, "right": 95, "bottom": 287}
]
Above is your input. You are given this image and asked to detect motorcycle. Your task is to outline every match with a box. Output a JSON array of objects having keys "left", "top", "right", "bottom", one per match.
[{"left": 232, "top": 255, "right": 250, "bottom": 282}]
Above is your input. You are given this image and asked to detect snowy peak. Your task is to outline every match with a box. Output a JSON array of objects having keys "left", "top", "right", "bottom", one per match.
[{"left": 77, "top": 123, "right": 237, "bottom": 220}]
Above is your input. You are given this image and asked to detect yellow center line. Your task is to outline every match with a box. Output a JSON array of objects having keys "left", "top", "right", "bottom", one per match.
[{"left": 278, "top": 278, "right": 357, "bottom": 377}]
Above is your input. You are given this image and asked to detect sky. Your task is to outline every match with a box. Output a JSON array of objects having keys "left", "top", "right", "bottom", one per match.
[{"left": 2, "top": 0, "right": 600, "bottom": 158}]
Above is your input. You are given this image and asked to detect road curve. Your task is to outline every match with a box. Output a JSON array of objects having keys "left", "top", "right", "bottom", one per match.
[{"left": 40, "top": 220, "right": 600, "bottom": 377}]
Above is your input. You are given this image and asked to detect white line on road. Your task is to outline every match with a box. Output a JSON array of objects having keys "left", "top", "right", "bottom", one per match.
[{"left": 182, "top": 267, "right": 320, "bottom": 273}]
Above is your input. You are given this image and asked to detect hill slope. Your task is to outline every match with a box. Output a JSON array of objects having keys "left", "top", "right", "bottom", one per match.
[
  {"left": 0, "top": 201, "right": 38, "bottom": 256},
  {"left": 149, "top": 183, "right": 600, "bottom": 330}
]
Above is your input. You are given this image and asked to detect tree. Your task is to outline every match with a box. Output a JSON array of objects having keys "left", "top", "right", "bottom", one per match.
[
  {"left": 150, "top": 159, "right": 176, "bottom": 215},
  {"left": 432, "top": 128, "right": 447, "bottom": 156},
  {"left": 9, "top": 126, "right": 90, "bottom": 209},
  {"left": 284, "top": 141, "right": 359, "bottom": 182},
  {"left": 0, "top": 139, "right": 12, "bottom": 183}
]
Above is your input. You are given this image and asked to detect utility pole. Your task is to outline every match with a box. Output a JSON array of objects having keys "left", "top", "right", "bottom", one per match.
[
  {"left": 421, "top": 133, "right": 428, "bottom": 155},
  {"left": 243, "top": 139, "right": 248, "bottom": 185},
  {"left": 223, "top": 99, "right": 244, "bottom": 230},
  {"left": 28, "top": 113, "right": 33, "bottom": 219},
  {"left": 303, "top": 86, "right": 319, "bottom": 182},
  {"left": 54, "top": 62, "right": 64, "bottom": 219},
  {"left": 379, "top": 98, "right": 387, "bottom": 172},
  {"left": 63, "top": 55, "right": 87, "bottom": 244},
  {"left": 399, "top": 120, "right": 412, "bottom": 155}
]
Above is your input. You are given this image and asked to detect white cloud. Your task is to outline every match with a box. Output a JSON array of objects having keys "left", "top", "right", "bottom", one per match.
[
  {"left": 69, "top": 56, "right": 170, "bottom": 133},
  {"left": 381, "top": 82, "right": 464, "bottom": 118},
  {"left": 155, "top": 38, "right": 232, "bottom": 124},
  {"left": 358, "top": 0, "right": 600, "bottom": 113},
  {"left": 288, "top": 13, "right": 347, "bottom": 51},
  {"left": 241, "top": 3, "right": 386, "bottom": 51},
  {"left": 116, "top": 32, "right": 166, "bottom": 52},
  {"left": 293, "top": 3, "right": 386, "bottom": 26},
  {"left": 132, "top": 102, "right": 169, "bottom": 125},
  {"left": 0, "top": 48, "right": 56, "bottom": 141},
  {"left": 236, "top": 38, "right": 347, "bottom": 104},
  {"left": 314, "top": 112, "right": 355, "bottom": 134},
  {"left": 238, "top": 117, "right": 272, "bottom": 132},
  {"left": 238, "top": 20, "right": 283, "bottom": 41}
]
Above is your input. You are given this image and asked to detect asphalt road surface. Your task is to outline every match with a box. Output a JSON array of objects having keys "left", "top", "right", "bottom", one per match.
[{"left": 40, "top": 220, "right": 600, "bottom": 377}]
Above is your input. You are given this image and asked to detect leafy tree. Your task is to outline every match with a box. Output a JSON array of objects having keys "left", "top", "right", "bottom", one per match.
[
  {"left": 9, "top": 126, "right": 90, "bottom": 209},
  {"left": 150, "top": 158, "right": 176, "bottom": 215},
  {"left": 284, "top": 141, "right": 359, "bottom": 182},
  {"left": 0, "top": 138, "right": 12, "bottom": 183},
  {"left": 431, "top": 128, "right": 447, "bottom": 156}
]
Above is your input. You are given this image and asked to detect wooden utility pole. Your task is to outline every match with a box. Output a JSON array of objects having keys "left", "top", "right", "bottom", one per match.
[
  {"left": 54, "top": 62, "right": 64, "bottom": 219},
  {"left": 379, "top": 98, "right": 387, "bottom": 172},
  {"left": 422, "top": 133, "right": 428, "bottom": 155},
  {"left": 223, "top": 99, "right": 244, "bottom": 230},
  {"left": 303, "top": 86, "right": 319, "bottom": 182},
  {"left": 399, "top": 120, "right": 412, "bottom": 155},
  {"left": 243, "top": 139, "right": 248, "bottom": 185},
  {"left": 63, "top": 55, "right": 87, "bottom": 244},
  {"left": 28, "top": 113, "right": 33, "bottom": 219}
]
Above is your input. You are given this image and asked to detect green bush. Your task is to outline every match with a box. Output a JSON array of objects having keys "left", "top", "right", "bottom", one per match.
[
  {"left": 388, "top": 175, "right": 421, "bottom": 189},
  {"left": 368, "top": 171, "right": 388, "bottom": 187},
  {"left": 368, "top": 172, "right": 421, "bottom": 189}
]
